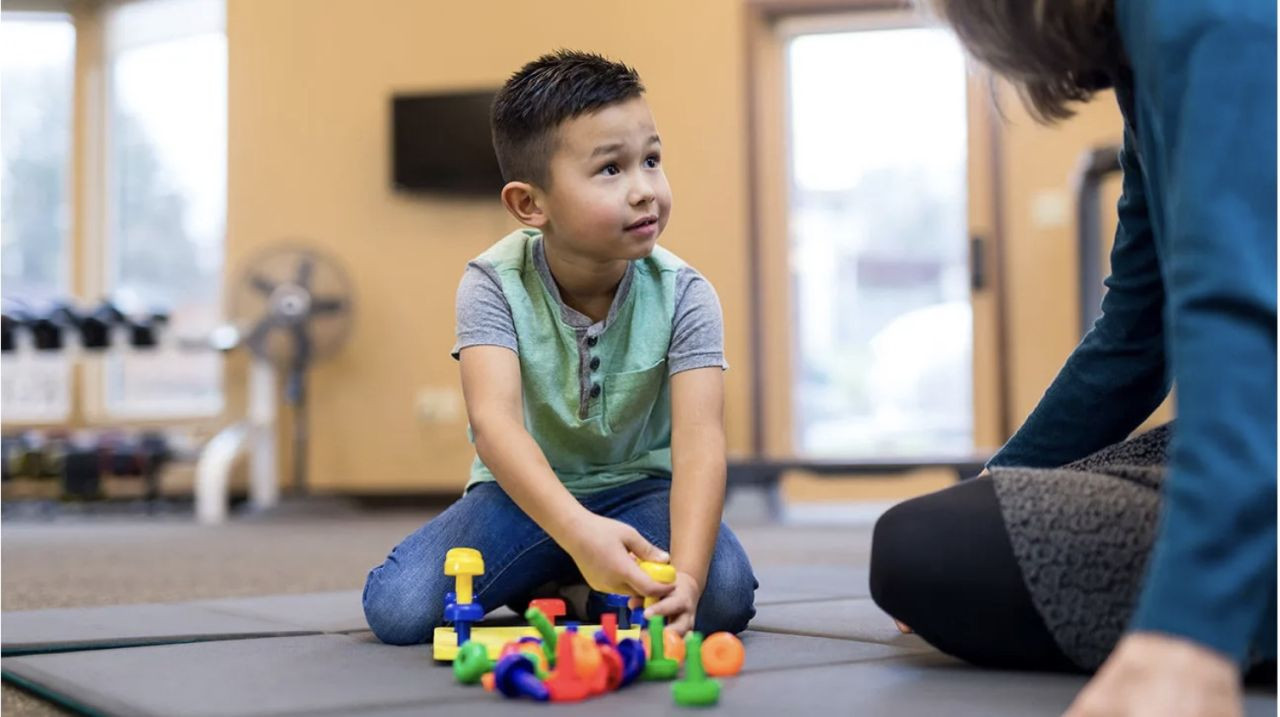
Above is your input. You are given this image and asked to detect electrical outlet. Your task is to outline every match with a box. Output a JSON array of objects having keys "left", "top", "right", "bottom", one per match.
[{"left": 415, "top": 387, "right": 462, "bottom": 423}]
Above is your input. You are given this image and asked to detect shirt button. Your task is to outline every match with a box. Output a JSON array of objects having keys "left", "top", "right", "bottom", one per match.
[
  {"left": 586, "top": 335, "right": 598, "bottom": 347},
  {"left": 589, "top": 356, "right": 600, "bottom": 371},
  {"left": 590, "top": 383, "right": 601, "bottom": 398}
]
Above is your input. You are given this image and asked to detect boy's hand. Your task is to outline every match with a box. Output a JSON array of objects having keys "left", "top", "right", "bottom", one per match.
[
  {"left": 563, "top": 513, "right": 675, "bottom": 600},
  {"left": 643, "top": 571, "right": 702, "bottom": 635}
]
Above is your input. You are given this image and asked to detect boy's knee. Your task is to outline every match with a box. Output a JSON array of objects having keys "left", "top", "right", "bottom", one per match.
[
  {"left": 695, "top": 560, "right": 757, "bottom": 634},
  {"left": 362, "top": 567, "right": 444, "bottom": 646}
]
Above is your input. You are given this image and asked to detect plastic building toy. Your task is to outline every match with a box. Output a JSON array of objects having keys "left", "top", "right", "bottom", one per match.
[
  {"left": 604, "top": 593, "right": 631, "bottom": 628},
  {"left": 635, "top": 560, "right": 677, "bottom": 610},
  {"left": 641, "top": 615, "right": 680, "bottom": 681},
  {"left": 615, "top": 637, "right": 647, "bottom": 687},
  {"left": 443, "top": 548, "right": 485, "bottom": 645},
  {"left": 593, "top": 630, "right": 626, "bottom": 691},
  {"left": 437, "top": 548, "right": 745, "bottom": 707},
  {"left": 453, "top": 641, "right": 493, "bottom": 684},
  {"left": 544, "top": 626, "right": 592, "bottom": 702},
  {"left": 528, "top": 598, "right": 566, "bottom": 624},
  {"left": 600, "top": 612, "right": 618, "bottom": 645},
  {"left": 525, "top": 606, "right": 559, "bottom": 668},
  {"left": 494, "top": 654, "right": 550, "bottom": 701},
  {"left": 500, "top": 639, "right": 548, "bottom": 679},
  {"left": 701, "top": 632, "right": 745, "bottom": 677},
  {"left": 672, "top": 632, "right": 721, "bottom": 707},
  {"left": 643, "top": 624, "right": 687, "bottom": 666}
]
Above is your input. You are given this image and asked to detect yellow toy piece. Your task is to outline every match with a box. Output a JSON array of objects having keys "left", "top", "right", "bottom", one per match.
[
  {"left": 635, "top": 559, "right": 677, "bottom": 608},
  {"left": 432, "top": 624, "right": 642, "bottom": 662},
  {"left": 444, "top": 548, "right": 484, "bottom": 605}
]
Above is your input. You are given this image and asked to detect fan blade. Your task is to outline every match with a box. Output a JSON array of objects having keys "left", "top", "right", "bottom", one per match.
[
  {"left": 244, "top": 317, "right": 276, "bottom": 357},
  {"left": 295, "top": 256, "right": 315, "bottom": 290},
  {"left": 248, "top": 273, "right": 277, "bottom": 296},
  {"left": 311, "top": 297, "right": 346, "bottom": 314}
]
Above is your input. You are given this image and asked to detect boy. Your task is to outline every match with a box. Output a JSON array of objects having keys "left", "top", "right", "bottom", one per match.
[{"left": 363, "top": 50, "right": 757, "bottom": 645}]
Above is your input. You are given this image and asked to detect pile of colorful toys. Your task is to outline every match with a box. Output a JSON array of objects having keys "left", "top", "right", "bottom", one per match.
[{"left": 439, "top": 547, "right": 745, "bottom": 707}]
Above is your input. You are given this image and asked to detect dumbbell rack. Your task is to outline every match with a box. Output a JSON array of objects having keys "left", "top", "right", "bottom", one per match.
[{"left": 1, "top": 301, "right": 194, "bottom": 513}]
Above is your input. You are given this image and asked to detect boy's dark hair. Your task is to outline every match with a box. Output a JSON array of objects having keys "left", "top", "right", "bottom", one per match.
[{"left": 491, "top": 50, "right": 645, "bottom": 186}]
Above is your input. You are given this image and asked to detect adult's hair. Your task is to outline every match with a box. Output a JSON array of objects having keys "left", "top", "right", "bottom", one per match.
[{"left": 926, "top": 0, "right": 1121, "bottom": 121}]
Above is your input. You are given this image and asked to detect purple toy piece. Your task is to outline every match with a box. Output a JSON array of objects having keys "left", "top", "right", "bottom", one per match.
[
  {"left": 615, "top": 637, "right": 647, "bottom": 687},
  {"left": 444, "top": 602, "right": 484, "bottom": 644},
  {"left": 494, "top": 654, "right": 550, "bottom": 701}
]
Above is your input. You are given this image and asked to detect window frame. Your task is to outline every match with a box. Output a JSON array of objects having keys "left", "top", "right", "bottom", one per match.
[{"left": 0, "top": 0, "right": 229, "bottom": 431}]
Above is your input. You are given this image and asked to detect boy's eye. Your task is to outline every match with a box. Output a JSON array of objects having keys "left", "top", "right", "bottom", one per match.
[
  {"left": 644, "top": 155, "right": 660, "bottom": 169},
  {"left": 600, "top": 163, "right": 620, "bottom": 176}
]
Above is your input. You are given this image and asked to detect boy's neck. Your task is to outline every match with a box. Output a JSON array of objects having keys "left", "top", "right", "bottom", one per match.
[{"left": 541, "top": 234, "right": 628, "bottom": 323}]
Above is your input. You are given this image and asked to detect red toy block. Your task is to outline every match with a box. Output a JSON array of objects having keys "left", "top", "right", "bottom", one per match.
[{"left": 528, "top": 598, "right": 567, "bottom": 624}]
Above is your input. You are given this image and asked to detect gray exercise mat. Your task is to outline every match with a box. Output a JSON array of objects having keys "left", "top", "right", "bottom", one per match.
[
  {"left": 356, "top": 652, "right": 1277, "bottom": 717},
  {"left": 0, "top": 602, "right": 318, "bottom": 656},
  {"left": 750, "top": 597, "right": 928, "bottom": 649},
  {"left": 191, "top": 591, "right": 368, "bottom": 633},
  {"left": 2, "top": 632, "right": 480, "bottom": 717},
  {"left": 753, "top": 565, "right": 869, "bottom": 604},
  {"left": 0, "top": 629, "right": 923, "bottom": 716}
]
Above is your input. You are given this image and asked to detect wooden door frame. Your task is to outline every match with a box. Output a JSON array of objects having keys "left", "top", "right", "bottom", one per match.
[{"left": 743, "top": 0, "right": 1012, "bottom": 459}]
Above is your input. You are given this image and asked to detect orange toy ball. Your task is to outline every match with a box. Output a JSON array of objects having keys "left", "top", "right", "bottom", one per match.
[
  {"left": 701, "top": 632, "right": 745, "bottom": 676},
  {"left": 481, "top": 672, "right": 496, "bottom": 692},
  {"left": 642, "top": 626, "right": 687, "bottom": 666}
]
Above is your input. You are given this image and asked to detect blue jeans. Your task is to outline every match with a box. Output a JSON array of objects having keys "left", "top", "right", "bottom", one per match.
[{"left": 362, "top": 478, "right": 757, "bottom": 645}]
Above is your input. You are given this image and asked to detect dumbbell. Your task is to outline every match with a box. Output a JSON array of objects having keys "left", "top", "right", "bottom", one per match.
[
  {"left": 2, "top": 313, "right": 14, "bottom": 353},
  {"left": 127, "top": 311, "right": 169, "bottom": 349},
  {"left": 78, "top": 301, "right": 125, "bottom": 350}
]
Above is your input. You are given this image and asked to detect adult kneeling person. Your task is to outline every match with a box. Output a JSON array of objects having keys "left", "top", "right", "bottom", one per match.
[{"left": 869, "top": 1, "right": 1276, "bottom": 716}]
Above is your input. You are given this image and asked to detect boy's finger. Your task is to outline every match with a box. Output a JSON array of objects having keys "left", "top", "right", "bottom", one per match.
[
  {"left": 667, "top": 613, "right": 693, "bottom": 636},
  {"left": 626, "top": 565, "right": 675, "bottom": 598},
  {"left": 644, "top": 594, "right": 680, "bottom": 618},
  {"left": 622, "top": 530, "right": 670, "bottom": 564}
]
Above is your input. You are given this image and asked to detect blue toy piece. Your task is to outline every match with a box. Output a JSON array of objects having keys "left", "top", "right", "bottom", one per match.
[
  {"left": 444, "top": 602, "right": 485, "bottom": 645},
  {"left": 494, "top": 654, "right": 550, "bottom": 701},
  {"left": 630, "top": 607, "right": 646, "bottom": 628},
  {"left": 604, "top": 593, "right": 631, "bottom": 629},
  {"left": 616, "top": 637, "right": 647, "bottom": 687}
]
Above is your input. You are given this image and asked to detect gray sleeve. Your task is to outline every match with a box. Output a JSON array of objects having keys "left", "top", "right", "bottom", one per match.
[
  {"left": 668, "top": 266, "right": 729, "bottom": 375},
  {"left": 451, "top": 261, "right": 518, "bottom": 359}
]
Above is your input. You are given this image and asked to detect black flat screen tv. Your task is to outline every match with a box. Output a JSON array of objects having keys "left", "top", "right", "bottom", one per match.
[{"left": 392, "top": 90, "right": 504, "bottom": 195}]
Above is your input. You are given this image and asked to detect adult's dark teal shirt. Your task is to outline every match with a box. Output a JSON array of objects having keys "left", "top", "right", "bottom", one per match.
[{"left": 988, "top": 0, "right": 1276, "bottom": 665}]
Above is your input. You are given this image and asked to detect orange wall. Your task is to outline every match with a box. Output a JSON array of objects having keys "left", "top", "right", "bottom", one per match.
[
  {"left": 226, "top": 0, "right": 1158, "bottom": 494},
  {"left": 226, "top": 0, "right": 751, "bottom": 492}
]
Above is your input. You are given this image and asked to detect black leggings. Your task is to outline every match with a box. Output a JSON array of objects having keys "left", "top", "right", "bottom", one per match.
[{"left": 869, "top": 476, "right": 1080, "bottom": 672}]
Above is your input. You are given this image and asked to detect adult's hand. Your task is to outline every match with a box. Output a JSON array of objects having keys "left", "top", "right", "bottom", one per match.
[{"left": 1063, "top": 632, "right": 1242, "bottom": 717}]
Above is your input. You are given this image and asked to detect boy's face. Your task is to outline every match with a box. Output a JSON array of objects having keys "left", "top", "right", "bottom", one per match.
[{"left": 537, "top": 97, "right": 672, "bottom": 262}]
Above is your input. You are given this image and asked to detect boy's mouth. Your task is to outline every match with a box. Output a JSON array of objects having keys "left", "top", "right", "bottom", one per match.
[{"left": 625, "top": 215, "right": 658, "bottom": 231}]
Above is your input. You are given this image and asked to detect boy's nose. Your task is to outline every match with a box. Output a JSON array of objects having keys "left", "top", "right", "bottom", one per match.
[{"left": 630, "top": 180, "right": 656, "bottom": 206}]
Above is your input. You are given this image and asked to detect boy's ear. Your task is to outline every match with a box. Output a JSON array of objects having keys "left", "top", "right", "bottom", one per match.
[{"left": 500, "top": 181, "right": 548, "bottom": 228}]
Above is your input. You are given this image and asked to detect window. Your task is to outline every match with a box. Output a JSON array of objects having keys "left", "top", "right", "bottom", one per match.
[
  {"left": 1, "top": 12, "right": 76, "bottom": 422},
  {"left": 101, "top": 0, "right": 226, "bottom": 416},
  {"left": 784, "top": 22, "right": 972, "bottom": 457}
]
